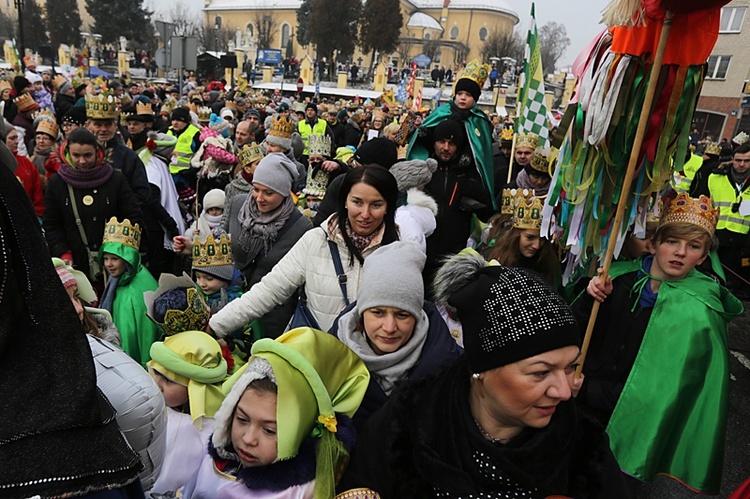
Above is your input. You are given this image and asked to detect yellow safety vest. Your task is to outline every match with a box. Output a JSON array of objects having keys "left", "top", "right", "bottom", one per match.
[
  {"left": 707, "top": 173, "right": 750, "bottom": 235},
  {"left": 167, "top": 124, "right": 201, "bottom": 174},
  {"left": 298, "top": 119, "right": 328, "bottom": 156},
  {"left": 683, "top": 153, "right": 703, "bottom": 180}
]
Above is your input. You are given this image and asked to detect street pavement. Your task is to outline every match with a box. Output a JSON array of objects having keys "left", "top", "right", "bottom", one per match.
[{"left": 636, "top": 297, "right": 750, "bottom": 498}]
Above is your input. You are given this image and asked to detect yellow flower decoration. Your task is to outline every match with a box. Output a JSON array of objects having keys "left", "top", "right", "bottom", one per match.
[{"left": 318, "top": 414, "right": 338, "bottom": 433}]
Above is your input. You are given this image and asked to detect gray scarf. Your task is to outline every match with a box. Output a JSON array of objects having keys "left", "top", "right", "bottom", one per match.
[
  {"left": 516, "top": 168, "right": 550, "bottom": 197},
  {"left": 236, "top": 194, "right": 297, "bottom": 262},
  {"left": 336, "top": 307, "right": 429, "bottom": 396}
]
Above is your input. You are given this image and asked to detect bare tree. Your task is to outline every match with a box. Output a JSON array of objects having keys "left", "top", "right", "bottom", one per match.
[
  {"left": 480, "top": 28, "right": 523, "bottom": 63},
  {"left": 254, "top": 12, "right": 279, "bottom": 50},
  {"left": 395, "top": 38, "right": 414, "bottom": 69},
  {"left": 538, "top": 22, "right": 570, "bottom": 74},
  {"left": 453, "top": 42, "right": 469, "bottom": 66},
  {"left": 167, "top": 4, "right": 201, "bottom": 37},
  {"left": 422, "top": 40, "right": 441, "bottom": 64}
]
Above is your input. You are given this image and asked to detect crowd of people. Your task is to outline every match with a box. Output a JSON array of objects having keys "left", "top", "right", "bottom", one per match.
[{"left": 2, "top": 55, "right": 749, "bottom": 499}]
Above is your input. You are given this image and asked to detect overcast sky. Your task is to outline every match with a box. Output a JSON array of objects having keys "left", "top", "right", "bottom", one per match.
[{"left": 149, "top": 0, "right": 610, "bottom": 67}]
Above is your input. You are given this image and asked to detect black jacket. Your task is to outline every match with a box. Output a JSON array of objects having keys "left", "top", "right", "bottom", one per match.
[
  {"left": 342, "top": 122, "right": 363, "bottom": 148},
  {"left": 328, "top": 119, "right": 347, "bottom": 148},
  {"left": 54, "top": 94, "right": 76, "bottom": 124},
  {"left": 43, "top": 170, "right": 143, "bottom": 280}
]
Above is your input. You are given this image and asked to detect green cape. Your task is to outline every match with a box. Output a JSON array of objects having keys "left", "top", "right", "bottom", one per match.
[
  {"left": 100, "top": 241, "right": 160, "bottom": 367},
  {"left": 407, "top": 102, "right": 497, "bottom": 209},
  {"left": 605, "top": 259, "right": 743, "bottom": 493}
]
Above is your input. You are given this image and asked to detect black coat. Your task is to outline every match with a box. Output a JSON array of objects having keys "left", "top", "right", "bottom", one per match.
[
  {"left": 342, "top": 122, "right": 363, "bottom": 148},
  {"left": 55, "top": 94, "right": 76, "bottom": 124},
  {"left": 328, "top": 119, "right": 346, "bottom": 148},
  {"left": 43, "top": 170, "right": 143, "bottom": 280}
]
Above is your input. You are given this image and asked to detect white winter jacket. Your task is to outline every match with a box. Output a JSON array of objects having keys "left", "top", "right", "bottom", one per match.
[{"left": 209, "top": 214, "right": 386, "bottom": 335}]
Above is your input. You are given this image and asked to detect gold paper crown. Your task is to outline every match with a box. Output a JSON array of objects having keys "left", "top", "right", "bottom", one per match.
[
  {"left": 512, "top": 189, "right": 544, "bottom": 230},
  {"left": 500, "top": 127, "right": 514, "bottom": 143},
  {"left": 372, "top": 109, "right": 386, "bottom": 121},
  {"left": 192, "top": 233, "right": 233, "bottom": 268},
  {"left": 225, "top": 100, "right": 237, "bottom": 110},
  {"left": 85, "top": 92, "right": 118, "bottom": 120},
  {"left": 0, "top": 80, "right": 10, "bottom": 92},
  {"left": 308, "top": 133, "right": 332, "bottom": 157},
  {"left": 459, "top": 59, "right": 490, "bottom": 89},
  {"left": 238, "top": 142, "right": 264, "bottom": 167},
  {"left": 529, "top": 147, "right": 551, "bottom": 174},
  {"left": 52, "top": 75, "right": 68, "bottom": 90},
  {"left": 268, "top": 116, "right": 294, "bottom": 140},
  {"left": 501, "top": 188, "right": 519, "bottom": 215},
  {"left": 160, "top": 287, "right": 210, "bottom": 336},
  {"left": 704, "top": 142, "right": 722, "bottom": 156},
  {"left": 659, "top": 193, "right": 719, "bottom": 237},
  {"left": 136, "top": 101, "right": 154, "bottom": 116},
  {"left": 516, "top": 131, "right": 539, "bottom": 150},
  {"left": 14, "top": 93, "right": 38, "bottom": 112},
  {"left": 197, "top": 106, "right": 212, "bottom": 122},
  {"left": 35, "top": 116, "right": 59, "bottom": 138},
  {"left": 102, "top": 217, "right": 142, "bottom": 250}
]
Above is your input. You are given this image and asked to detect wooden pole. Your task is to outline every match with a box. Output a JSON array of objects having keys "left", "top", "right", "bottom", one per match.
[
  {"left": 576, "top": 11, "right": 674, "bottom": 378},
  {"left": 506, "top": 132, "right": 517, "bottom": 185}
]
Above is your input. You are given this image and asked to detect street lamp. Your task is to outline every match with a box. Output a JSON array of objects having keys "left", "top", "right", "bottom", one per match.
[
  {"left": 14, "top": 0, "right": 25, "bottom": 69},
  {"left": 214, "top": 22, "right": 219, "bottom": 53}
]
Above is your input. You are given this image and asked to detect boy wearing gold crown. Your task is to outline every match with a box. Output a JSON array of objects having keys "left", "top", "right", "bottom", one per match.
[
  {"left": 99, "top": 217, "right": 160, "bottom": 367},
  {"left": 192, "top": 233, "right": 242, "bottom": 315},
  {"left": 572, "top": 194, "right": 743, "bottom": 493},
  {"left": 407, "top": 59, "right": 497, "bottom": 207}
]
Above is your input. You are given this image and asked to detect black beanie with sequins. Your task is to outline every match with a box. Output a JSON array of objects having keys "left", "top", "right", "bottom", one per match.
[{"left": 447, "top": 265, "right": 580, "bottom": 373}]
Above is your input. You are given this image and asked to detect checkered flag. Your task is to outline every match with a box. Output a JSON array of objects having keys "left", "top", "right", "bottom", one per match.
[
  {"left": 516, "top": 3, "right": 550, "bottom": 148},
  {"left": 396, "top": 76, "right": 408, "bottom": 103}
]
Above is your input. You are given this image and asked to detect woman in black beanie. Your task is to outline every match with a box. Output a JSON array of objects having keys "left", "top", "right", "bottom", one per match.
[{"left": 340, "top": 252, "right": 630, "bottom": 499}]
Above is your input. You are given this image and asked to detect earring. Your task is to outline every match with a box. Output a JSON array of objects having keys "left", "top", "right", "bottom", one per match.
[{"left": 472, "top": 373, "right": 481, "bottom": 380}]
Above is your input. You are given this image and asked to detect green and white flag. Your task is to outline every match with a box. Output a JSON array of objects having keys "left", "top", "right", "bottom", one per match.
[{"left": 517, "top": 3, "right": 549, "bottom": 148}]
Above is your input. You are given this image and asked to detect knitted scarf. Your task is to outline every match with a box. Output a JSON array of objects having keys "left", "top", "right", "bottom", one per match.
[
  {"left": 237, "top": 194, "right": 297, "bottom": 262},
  {"left": 344, "top": 218, "right": 379, "bottom": 253},
  {"left": 336, "top": 308, "right": 429, "bottom": 396},
  {"left": 31, "top": 146, "right": 53, "bottom": 175},
  {"left": 55, "top": 142, "right": 112, "bottom": 189}
]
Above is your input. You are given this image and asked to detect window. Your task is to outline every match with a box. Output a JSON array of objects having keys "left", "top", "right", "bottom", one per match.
[
  {"left": 424, "top": 32, "right": 431, "bottom": 40},
  {"left": 450, "top": 26, "right": 459, "bottom": 40},
  {"left": 281, "top": 24, "right": 290, "bottom": 49},
  {"left": 707, "top": 55, "right": 731, "bottom": 79},
  {"left": 720, "top": 6, "right": 747, "bottom": 33},
  {"left": 479, "top": 27, "right": 488, "bottom": 41},
  {"left": 245, "top": 23, "right": 254, "bottom": 38},
  {"left": 214, "top": 16, "right": 222, "bottom": 29}
]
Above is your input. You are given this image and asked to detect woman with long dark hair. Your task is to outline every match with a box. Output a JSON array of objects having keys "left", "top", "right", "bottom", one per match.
[{"left": 208, "top": 165, "right": 399, "bottom": 336}]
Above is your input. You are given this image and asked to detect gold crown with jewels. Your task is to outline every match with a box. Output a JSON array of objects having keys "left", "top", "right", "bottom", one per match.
[
  {"left": 659, "top": 193, "right": 719, "bottom": 237},
  {"left": 458, "top": 59, "right": 490, "bottom": 90},
  {"left": 102, "top": 217, "right": 142, "bottom": 250},
  {"left": 238, "top": 142, "right": 264, "bottom": 167},
  {"left": 85, "top": 91, "right": 118, "bottom": 120},
  {"left": 192, "top": 233, "right": 233, "bottom": 268},
  {"left": 512, "top": 189, "right": 544, "bottom": 230},
  {"left": 14, "top": 93, "right": 38, "bottom": 112},
  {"left": 515, "top": 131, "right": 539, "bottom": 150},
  {"left": 308, "top": 133, "right": 332, "bottom": 157},
  {"left": 268, "top": 116, "right": 294, "bottom": 140}
]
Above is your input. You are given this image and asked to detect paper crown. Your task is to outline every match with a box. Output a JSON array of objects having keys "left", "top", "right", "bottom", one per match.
[
  {"left": 659, "top": 193, "right": 719, "bottom": 237},
  {"left": 308, "top": 133, "right": 332, "bottom": 157},
  {"left": 144, "top": 273, "right": 211, "bottom": 336},
  {"left": 459, "top": 59, "right": 490, "bottom": 89},
  {"left": 85, "top": 92, "right": 118, "bottom": 120},
  {"left": 225, "top": 100, "right": 237, "bottom": 110},
  {"left": 52, "top": 75, "right": 68, "bottom": 89},
  {"left": 499, "top": 127, "right": 514, "bottom": 145},
  {"left": 192, "top": 233, "right": 233, "bottom": 268},
  {"left": 238, "top": 142, "right": 264, "bottom": 167},
  {"left": 268, "top": 116, "right": 294, "bottom": 140},
  {"left": 512, "top": 189, "right": 543, "bottom": 230},
  {"left": 14, "top": 93, "right": 38, "bottom": 112},
  {"left": 136, "top": 101, "right": 154, "bottom": 116},
  {"left": 501, "top": 187, "right": 519, "bottom": 215},
  {"left": 372, "top": 109, "right": 386, "bottom": 121},
  {"left": 197, "top": 106, "right": 212, "bottom": 122},
  {"left": 516, "top": 131, "right": 539, "bottom": 150},
  {"left": 102, "top": 217, "right": 142, "bottom": 251},
  {"left": 35, "top": 116, "right": 59, "bottom": 138},
  {"left": 704, "top": 142, "right": 722, "bottom": 156},
  {"left": 529, "top": 147, "right": 551, "bottom": 175},
  {"left": 0, "top": 80, "right": 12, "bottom": 92},
  {"left": 733, "top": 131, "right": 749, "bottom": 146}
]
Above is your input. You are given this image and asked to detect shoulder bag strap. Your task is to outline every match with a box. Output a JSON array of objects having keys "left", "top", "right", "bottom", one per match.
[
  {"left": 67, "top": 183, "right": 90, "bottom": 249},
  {"left": 328, "top": 240, "right": 350, "bottom": 306}
]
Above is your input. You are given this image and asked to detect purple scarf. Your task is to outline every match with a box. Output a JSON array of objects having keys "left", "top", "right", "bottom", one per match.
[{"left": 57, "top": 161, "right": 114, "bottom": 189}]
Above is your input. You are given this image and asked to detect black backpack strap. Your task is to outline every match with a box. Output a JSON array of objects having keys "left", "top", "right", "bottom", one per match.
[{"left": 328, "top": 240, "right": 350, "bottom": 306}]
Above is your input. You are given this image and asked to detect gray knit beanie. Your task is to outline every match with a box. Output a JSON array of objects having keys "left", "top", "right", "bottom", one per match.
[
  {"left": 356, "top": 241, "right": 425, "bottom": 320},
  {"left": 252, "top": 152, "right": 298, "bottom": 197}
]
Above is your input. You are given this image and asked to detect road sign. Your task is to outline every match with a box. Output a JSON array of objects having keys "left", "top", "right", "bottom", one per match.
[
  {"left": 170, "top": 36, "right": 198, "bottom": 71},
  {"left": 155, "top": 47, "right": 167, "bottom": 70},
  {"left": 297, "top": 78, "right": 304, "bottom": 92}
]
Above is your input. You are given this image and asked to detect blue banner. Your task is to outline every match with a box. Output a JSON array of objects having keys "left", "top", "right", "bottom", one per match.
[{"left": 256, "top": 49, "right": 282, "bottom": 64}]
